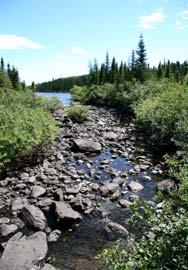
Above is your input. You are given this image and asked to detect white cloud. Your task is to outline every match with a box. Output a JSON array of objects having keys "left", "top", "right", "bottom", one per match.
[
  {"left": 71, "top": 47, "right": 87, "bottom": 55},
  {"left": 0, "top": 34, "right": 43, "bottom": 50},
  {"left": 176, "top": 9, "right": 188, "bottom": 29},
  {"left": 139, "top": 11, "right": 165, "bottom": 29}
]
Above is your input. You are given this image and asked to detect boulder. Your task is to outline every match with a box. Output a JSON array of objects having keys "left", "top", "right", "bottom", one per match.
[
  {"left": 128, "top": 181, "right": 144, "bottom": 192},
  {"left": 0, "top": 232, "right": 47, "bottom": 270},
  {"left": 21, "top": 205, "right": 47, "bottom": 230},
  {"left": 53, "top": 201, "right": 82, "bottom": 223},
  {"left": 73, "top": 139, "right": 102, "bottom": 152},
  {"left": 100, "top": 182, "right": 119, "bottom": 196},
  {"left": 31, "top": 186, "right": 46, "bottom": 199}
]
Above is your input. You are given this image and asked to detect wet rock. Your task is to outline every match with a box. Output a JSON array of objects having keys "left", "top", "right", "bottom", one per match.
[
  {"left": 106, "top": 222, "right": 129, "bottom": 236},
  {"left": 157, "top": 179, "right": 175, "bottom": 192},
  {"left": 48, "top": 229, "right": 61, "bottom": 242},
  {"left": 31, "top": 185, "right": 46, "bottom": 199},
  {"left": 128, "top": 181, "right": 144, "bottom": 192},
  {"left": 73, "top": 139, "right": 102, "bottom": 153},
  {"left": 70, "top": 194, "right": 92, "bottom": 212},
  {"left": 0, "top": 231, "right": 47, "bottom": 270},
  {"left": 21, "top": 205, "right": 47, "bottom": 230},
  {"left": 100, "top": 182, "right": 119, "bottom": 196},
  {"left": 53, "top": 201, "right": 82, "bottom": 223},
  {"left": 36, "top": 199, "right": 53, "bottom": 208},
  {"left": 11, "top": 197, "right": 28, "bottom": 212},
  {"left": 0, "top": 224, "right": 18, "bottom": 236},
  {"left": 112, "top": 177, "right": 126, "bottom": 186}
]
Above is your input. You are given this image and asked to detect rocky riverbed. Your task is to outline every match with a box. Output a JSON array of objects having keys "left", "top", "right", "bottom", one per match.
[{"left": 0, "top": 106, "right": 173, "bottom": 270}]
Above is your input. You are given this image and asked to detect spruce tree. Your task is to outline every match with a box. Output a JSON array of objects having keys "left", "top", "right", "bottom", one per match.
[{"left": 135, "top": 34, "right": 148, "bottom": 82}]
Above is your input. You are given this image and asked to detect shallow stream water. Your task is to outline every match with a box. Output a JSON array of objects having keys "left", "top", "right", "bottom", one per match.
[{"left": 48, "top": 149, "right": 157, "bottom": 270}]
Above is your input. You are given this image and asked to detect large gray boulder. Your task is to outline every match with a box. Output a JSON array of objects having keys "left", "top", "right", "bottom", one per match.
[
  {"left": 21, "top": 205, "right": 47, "bottom": 230},
  {"left": 53, "top": 201, "right": 82, "bottom": 223},
  {"left": 73, "top": 139, "right": 102, "bottom": 152},
  {"left": 0, "top": 232, "right": 47, "bottom": 270}
]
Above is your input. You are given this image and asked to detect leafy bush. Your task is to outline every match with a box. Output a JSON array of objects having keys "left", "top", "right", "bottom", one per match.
[
  {"left": 43, "top": 96, "right": 63, "bottom": 112},
  {"left": 134, "top": 83, "right": 188, "bottom": 145},
  {"left": 67, "top": 105, "right": 89, "bottom": 123},
  {"left": 71, "top": 85, "right": 87, "bottom": 102},
  {"left": 0, "top": 88, "right": 57, "bottom": 169}
]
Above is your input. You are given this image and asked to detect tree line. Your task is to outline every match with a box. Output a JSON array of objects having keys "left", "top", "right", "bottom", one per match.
[{"left": 36, "top": 34, "right": 188, "bottom": 92}]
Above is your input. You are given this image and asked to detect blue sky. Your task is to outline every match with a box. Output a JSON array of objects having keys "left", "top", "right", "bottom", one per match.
[{"left": 0, "top": 0, "right": 187, "bottom": 84}]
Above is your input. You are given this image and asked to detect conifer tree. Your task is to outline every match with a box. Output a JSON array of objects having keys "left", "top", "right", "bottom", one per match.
[{"left": 135, "top": 34, "right": 148, "bottom": 82}]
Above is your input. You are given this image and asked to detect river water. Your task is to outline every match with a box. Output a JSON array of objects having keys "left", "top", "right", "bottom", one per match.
[{"left": 37, "top": 92, "right": 72, "bottom": 106}]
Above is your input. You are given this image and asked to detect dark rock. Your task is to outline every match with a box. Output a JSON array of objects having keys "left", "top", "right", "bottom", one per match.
[{"left": 53, "top": 201, "right": 82, "bottom": 223}]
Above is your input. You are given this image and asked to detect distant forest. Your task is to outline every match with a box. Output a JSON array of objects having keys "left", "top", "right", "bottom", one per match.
[{"left": 36, "top": 74, "right": 88, "bottom": 92}]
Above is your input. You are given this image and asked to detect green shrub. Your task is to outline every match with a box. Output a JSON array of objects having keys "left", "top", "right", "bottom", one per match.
[
  {"left": 43, "top": 96, "right": 63, "bottom": 112},
  {"left": 67, "top": 105, "right": 89, "bottom": 123},
  {"left": 71, "top": 85, "right": 87, "bottom": 102},
  {"left": 0, "top": 88, "right": 57, "bottom": 169},
  {"left": 134, "top": 83, "right": 188, "bottom": 145}
]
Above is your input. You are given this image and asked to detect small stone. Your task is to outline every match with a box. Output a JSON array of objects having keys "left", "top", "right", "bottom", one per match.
[
  {"left": 128, "top": 181, "right": 144, "bottom": 192},
  {"left": 48, "top": 229, "right": 61, "bottom": 242},
  {"left": 118, "top": 199, "right": 132, "bottom": 207}
]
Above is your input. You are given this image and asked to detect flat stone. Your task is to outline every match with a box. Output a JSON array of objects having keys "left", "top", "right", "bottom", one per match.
[
  {"left": 128, "top": 181, "right": 144, "bottom": 192},
  {"left": 73, "top": 139, "right": 102, "bottom": 152},
  {"left": 112, "top": 177, "right": 125, "bottom": 186},
  {"left": 31, "top": 185, "right": 46, "bottom": 199},
  {"left": 0, "top": 232, "right": 47, "bottom": 270},
  {"left": 21, "top": 205, "right": 47, "bottom": 230}
]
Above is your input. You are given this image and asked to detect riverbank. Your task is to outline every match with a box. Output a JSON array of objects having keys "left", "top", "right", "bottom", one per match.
[{"left": 0, "top": 106, "right": 171, "bottom": 270}]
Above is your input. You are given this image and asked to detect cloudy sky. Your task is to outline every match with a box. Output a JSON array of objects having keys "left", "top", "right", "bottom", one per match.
[{"left": 0, "top": 0, "right": 187, "bottom": 84}]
